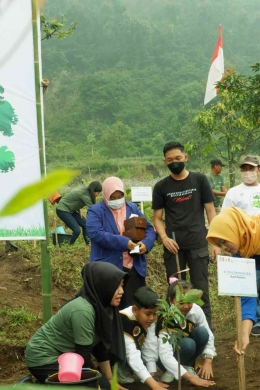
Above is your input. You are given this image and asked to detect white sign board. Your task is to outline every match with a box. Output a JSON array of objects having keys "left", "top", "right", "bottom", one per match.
[
  {"left": 217, "top": 255, "right": 257, "bottom": 297},
  {"left": 131, "top": 187, "right": 152, "bottom": 202},
  {"left": 0, "top": 0, "right": 45, "bottom": 240}
]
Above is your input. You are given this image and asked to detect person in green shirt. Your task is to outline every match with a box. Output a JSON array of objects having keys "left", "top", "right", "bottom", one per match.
[
  {"left": 25, "top": 262, "right": 128, "bottom": 388},
  {"left": 206, "top": 159, "right": 228, "bottom": 213},
  {"left": 56, "top": 181, "right": 102, "bottom": 245}
]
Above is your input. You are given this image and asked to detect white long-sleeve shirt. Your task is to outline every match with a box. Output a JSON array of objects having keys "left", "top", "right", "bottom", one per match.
[
  {"left": 120, "top": 306, "right": 157, "bottom": 383},
  {"left": 142, "top": 324, "right": 187, "bottom": 380}
]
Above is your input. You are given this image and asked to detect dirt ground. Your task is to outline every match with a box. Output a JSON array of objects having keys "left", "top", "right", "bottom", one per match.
[{"left": 0, "top": 244, "right": 260, "bottom": 389}]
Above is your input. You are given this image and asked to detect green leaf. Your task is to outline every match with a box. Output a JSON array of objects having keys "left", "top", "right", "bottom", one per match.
[
  {"left": 125, "top": 188, "right": 131, "bottom": 196},
  {"left": 111, "top": 363, "right": 118, "bottom": 390},
  {"left": 162, "top": 336, "right": 169, "bottom": 344},
  {"left": 182, "top": 289, "right": 204, "bottom": 304},
  {"left": 0, "top": 169, "right": 78, "bottom": 217}
]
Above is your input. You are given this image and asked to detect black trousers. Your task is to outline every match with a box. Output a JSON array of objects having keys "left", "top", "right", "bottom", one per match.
[
  {"left": 163, "top": 246, "right": 212, "bottom": 329},
  {"left": 56, "top": 209, "right": 90, "bottom": 245},
  {"left": 119, "top": 266, "right": 146, "bottom": 310},
  {"left": 28, "top": 363, "right": 110, "bottom": 388},
  {"left": 28, "top": 363, "right": 59, "bottom": 384}
]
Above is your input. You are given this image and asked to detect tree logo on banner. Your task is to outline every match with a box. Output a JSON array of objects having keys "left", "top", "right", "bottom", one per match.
[{"left": 0, "top": 85, "right": 18, "bottom": 173}]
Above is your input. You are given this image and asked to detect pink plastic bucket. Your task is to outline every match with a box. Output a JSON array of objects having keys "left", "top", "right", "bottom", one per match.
[{"left": 58, "top": 353, "right": 84, "bottom": 382}]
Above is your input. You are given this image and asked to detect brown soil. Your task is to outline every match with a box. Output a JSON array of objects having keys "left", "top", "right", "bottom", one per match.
[{"left": 0, "top": 243, "right": 260, "bottom": 389}]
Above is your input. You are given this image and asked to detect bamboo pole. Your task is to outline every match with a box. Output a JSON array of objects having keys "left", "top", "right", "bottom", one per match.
[
  {"left": 31, "top": 0, "right": 52, "bottom": 322},
  {"left": 235, "top": 297, "right": 246, "bottom": 390}
]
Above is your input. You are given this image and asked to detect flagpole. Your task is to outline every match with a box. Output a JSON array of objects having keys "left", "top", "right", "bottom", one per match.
[{"left": 31, "top": 0, "right": 52, "bottom": 323}]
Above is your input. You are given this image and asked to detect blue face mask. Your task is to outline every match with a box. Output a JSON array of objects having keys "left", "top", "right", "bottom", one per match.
[{"left": 107, "top": 197, "right": 125, "bottom": 209}]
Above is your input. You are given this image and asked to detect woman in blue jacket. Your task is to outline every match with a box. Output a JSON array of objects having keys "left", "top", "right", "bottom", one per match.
[{"left": 86, "top": 176, "right": 156, "bottom": 309}]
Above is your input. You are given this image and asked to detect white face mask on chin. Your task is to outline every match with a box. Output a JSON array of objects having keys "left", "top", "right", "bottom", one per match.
[
  {"left": 241, "top": 171, "right": 258, "bottom": 185},
  {"left": 107, "top": 197, "right": 125, "bottom": 209}
]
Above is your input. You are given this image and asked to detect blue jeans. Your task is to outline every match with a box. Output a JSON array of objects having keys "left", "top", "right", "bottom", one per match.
[
  {"left": 56, "top": 209, "right": 89, "bottom": 245},
  {"left": 175, "top": 327, "right": 209, "bottom": 367}
]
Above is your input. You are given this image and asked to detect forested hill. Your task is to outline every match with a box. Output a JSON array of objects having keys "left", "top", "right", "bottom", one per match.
[{"left": 42, "top": 0, "right": 260, "bottom": 170}]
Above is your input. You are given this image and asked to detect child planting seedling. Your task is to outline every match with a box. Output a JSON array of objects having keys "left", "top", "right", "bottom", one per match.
[{"left": 153, "top": 278, "right": 216, "bottom": 389}]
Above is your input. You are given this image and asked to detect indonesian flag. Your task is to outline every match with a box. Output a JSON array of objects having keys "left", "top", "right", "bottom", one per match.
[{"left": 204, "top": 26, "right": 224, "bottom": 105}]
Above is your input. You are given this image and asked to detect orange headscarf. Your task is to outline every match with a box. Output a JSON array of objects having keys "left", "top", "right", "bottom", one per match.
[{"left": 206, "top": 206, "right": 260, "bottom": 258}]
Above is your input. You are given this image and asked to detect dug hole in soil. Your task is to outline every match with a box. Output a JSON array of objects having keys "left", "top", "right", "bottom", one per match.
[{"left": 0, "top": 245, "right": 260, "bottom": 389}]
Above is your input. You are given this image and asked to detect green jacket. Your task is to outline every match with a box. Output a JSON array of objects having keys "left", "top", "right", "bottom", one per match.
[{"left": 56, "top": 185, "right": 93, "bottom": 213}]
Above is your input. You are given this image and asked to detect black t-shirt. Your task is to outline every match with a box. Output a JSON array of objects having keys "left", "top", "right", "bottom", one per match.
[{"left": 152, "top": 172, "right": 214, "bottom": 250}]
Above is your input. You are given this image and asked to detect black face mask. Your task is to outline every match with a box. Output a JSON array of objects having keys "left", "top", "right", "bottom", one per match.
[{"left": 167, "top": 161, "right": 185, "bottom": 175}]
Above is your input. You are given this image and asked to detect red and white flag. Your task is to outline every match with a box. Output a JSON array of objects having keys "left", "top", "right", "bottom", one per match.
[{"left": 204, "top": 26, "right": 224, "bottom": 105}]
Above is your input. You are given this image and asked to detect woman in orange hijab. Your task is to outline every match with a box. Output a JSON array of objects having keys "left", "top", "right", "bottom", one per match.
[
  {"left": 206, "top": 206, "right": 260, "bottom": 258},
  {"left": 207, "top": 206, "right": 260, "bottom": 355}
]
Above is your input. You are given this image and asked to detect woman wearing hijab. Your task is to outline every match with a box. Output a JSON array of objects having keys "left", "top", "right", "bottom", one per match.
[
  {"left": 25, "top": 262, "right": 128, "bottom": 387},
  {"left": 56, "top": 181, "right": 102, "bottom": 245},
  {"left": 206, "top": 206, "right": 260, "bottom": 354},
  {"left": 206, "top": 206, "right": 260, "bottom": 257},
  {"left": 86, "top": 177, "right": 156, "bottom": 309}
]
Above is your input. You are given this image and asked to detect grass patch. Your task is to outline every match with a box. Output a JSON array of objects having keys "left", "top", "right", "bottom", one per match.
[
  {"left": 0, "top": 307, "right": 41, "bottom": 346},
  {"left": 0, "top": 226, "right": 45, "bottom": 237},
  {"left": 0, "top": 308, "right": 37, "bottom": 328}
]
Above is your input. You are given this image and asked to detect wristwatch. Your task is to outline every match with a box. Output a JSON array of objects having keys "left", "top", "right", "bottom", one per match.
[{"left": 202, "top": 353, "right": 214, "bottom": 360}]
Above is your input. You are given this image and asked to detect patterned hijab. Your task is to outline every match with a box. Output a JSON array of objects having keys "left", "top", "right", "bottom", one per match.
[{"left": 206, "top": 206, "right": 260, "bottom": 258}]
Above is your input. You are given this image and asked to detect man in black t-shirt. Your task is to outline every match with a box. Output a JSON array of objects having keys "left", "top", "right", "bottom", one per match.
[{"left": 152, "top": 141, "right": 220, "bottom": 328}]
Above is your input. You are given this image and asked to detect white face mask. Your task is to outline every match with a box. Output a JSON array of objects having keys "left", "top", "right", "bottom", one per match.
[
  {"left": 241, "top": 171, "right": 258, "bottom": 185},
  {"left": 107, "top": 197, "right": 125, "bottom": 209}
]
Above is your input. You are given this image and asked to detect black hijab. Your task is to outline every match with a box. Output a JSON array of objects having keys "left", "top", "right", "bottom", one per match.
[{"left": 75, "top": 262, "right": 128, "bottom": 362}]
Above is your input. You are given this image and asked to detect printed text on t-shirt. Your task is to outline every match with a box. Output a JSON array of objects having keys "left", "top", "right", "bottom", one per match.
[{"left": 167, "top": 188, "right": 197, "bottom": 203}]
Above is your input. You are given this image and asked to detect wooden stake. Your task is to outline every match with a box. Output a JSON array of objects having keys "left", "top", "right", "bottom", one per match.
[
  {"left": 235, "top": 296, "right": 246, "bottom": 390},
  {"left": 140, "top": 201, "right": 144, "bottom": 214},
  {"left": 54, "top": 204, "right": 58, "bottom": 246},
  {"left": 172, "top": 232, "right": 181, "bottom": 276}
]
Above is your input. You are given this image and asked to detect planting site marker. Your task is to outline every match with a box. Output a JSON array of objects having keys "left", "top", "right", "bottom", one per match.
[
  {"left": 217, "top": 255, "right": 257, "bottom": 390},
  {"left": 131, "top": 186, "right": 152, "bottom": 213}
]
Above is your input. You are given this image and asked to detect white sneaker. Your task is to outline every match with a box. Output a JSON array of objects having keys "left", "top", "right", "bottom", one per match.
[
  {"left": 183, "top": 366, "right": 199, "bottom": 378},
  {"left": 117, "top": 366, "right": 135, "bottom": 384},
  {"left": 160, "top": 372, "right": 174, "bottom": 383}
]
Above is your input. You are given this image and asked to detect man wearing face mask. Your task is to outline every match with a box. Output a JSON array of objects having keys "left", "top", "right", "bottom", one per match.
[
  {"left": 152, "top": 141, "right": 220, "bottom": 328},
  {"left": 86, "top": 176, "right": 156, "bottom": 310},
  {"left": 222, "top": 155, "right": 260, "bottom": 336},
  {"left": 222, "top": 155, "right": 260, "bottom": 215}
]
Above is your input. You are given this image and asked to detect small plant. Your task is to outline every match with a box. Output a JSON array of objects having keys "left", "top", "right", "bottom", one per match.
[
  {"left": 117, "top": 168, "right": 130, "bottom": 179},
  {"left": 0, "top": 307, "right": 37, "bottom": 327}
]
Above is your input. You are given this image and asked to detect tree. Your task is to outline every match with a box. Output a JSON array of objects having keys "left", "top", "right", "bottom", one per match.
[
  {"left": 194, "top": 66, "right": 260, "bottom": 187},
  {"left": 99, "top": 122, "right": 134, "bottom": 168},
  {"left": 40, "top": 14, "right": 77, "bottom": 41}
]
